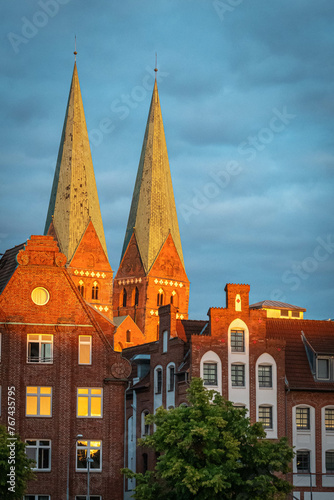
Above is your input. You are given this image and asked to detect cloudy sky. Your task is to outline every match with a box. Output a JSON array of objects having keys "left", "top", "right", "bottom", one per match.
[{"left": 1, "top": 0, "right": 333, "bottom": 320}]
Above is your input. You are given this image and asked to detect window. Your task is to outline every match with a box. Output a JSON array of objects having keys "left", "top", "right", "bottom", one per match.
[
  {"left": 26, "top": 387, "right": 52, "bottom": 417},
  {"left": 258, "top": 365, "right": 272, "bottom": 388},
  {"left": 31, "top": 287, "right": 50, "bottom": 306},
  {"left": 76, "top": 440, "right": 102, "bottom": 471},
  {"left": 157, "top": 290, "right": 163, "bottom": 306},
  {"left": 203, "top": 363, "right": 218, "bottom": 386},
  {"left": 155, "top": 368, "right": 162, "bottom": 394},
  {"left": 258, "top": 406, "right": 273, "bottom": 429},
  {"left": 291, "top": 311, "right": 300, "bottom": 318},
  {"left": 230, "top": 330, "right": 244, "bottom": 352},
  {"left": 317, "top": 357, "right": 330, "bottom": 380},
  {"left": 126, "top": 330, "right": 131, "bottom": 343},
  {"left": 163, "top": 331, "right": 168, "bottom": 353},
  {"left": 325, "top": 408, "right": 334, "bottom": 430},
  {"left": 141, "top": 410, "right": 150, "bottom": 437},
  {"left": 77, "top": 388, "right": 103, "bottom": 417},
  {"left": 231, "top": 364, "right": 245, "bottom": 387},
  {"left": 122, "top": 288, "right": 127, "bottom": 307},
  {"left": 79, "top": 336, "right": 92, "bottom": 365},
  {"left": 76, "top": 497, "right": 101, "bottom": 500},
  {"left": 91, "top": 282, "right": 99, "bottom": 300},
  {"left": 24, "top": 496, "right": 50, "bottom": 500},
  {"left": 134, "top": 287, "right": 139, "bottom": 306},
  {"left": 326, "top": 451, "right": 334, "bottom": 474},
  {"left": 168, "top": 366, "right": 175, "bottom": 391},
  {"left": 27, "top": 334, "right": 53, "bottom": 363},
  {"left": 25, "top": 440, "right": 51, "bottom": 470},
  {"left": 296, "top": 407, "right": 310, "bottom": 430},
  {"left": 281, "top": 309, "right": 289, "bottom": 317},
  {"left": 296, "top": 450, "right": 310, "bottom": 473},
  {"left": 78, "top": 283, "right": 84, "bottom": 296}
]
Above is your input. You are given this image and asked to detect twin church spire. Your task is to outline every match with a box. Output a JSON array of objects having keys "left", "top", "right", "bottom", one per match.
[{"left": 44, "top": 58, "right": 188, "bottom": 339}]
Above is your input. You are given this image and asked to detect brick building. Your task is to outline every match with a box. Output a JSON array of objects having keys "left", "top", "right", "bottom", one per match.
[{"left": 0, "top": 56, "right": 333, "bottom": 500}]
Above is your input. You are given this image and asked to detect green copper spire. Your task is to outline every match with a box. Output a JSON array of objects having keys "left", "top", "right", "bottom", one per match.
[
  {"left": 44, "top": 62, "right": 107, "bottom": 261},
  {"left": 121, "top": 80, "right": 184, "bottom": 272}
]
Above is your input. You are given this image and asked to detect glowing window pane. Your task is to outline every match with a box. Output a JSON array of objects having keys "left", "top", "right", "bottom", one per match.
[
  {"left": 78, "top": 397, "right": 89, "bottom": 417},
  {"left": 40, "top": 387, "right": 52, "bottom": 394},
  {"left": 27, "top": 387, "right": 37, "bottom": 393},
  {"left": 31, "top": 287, "right": 50, "bottom": 306},
  {"left": 90, "top": 441, "right": 101, "bottom": 447},
  {"left": 40, "top": 396, "right": 51, "bottom": 416},
  {"left": 78, "top": 388, "right": 89, "bottom": 394},
  {"left": 91, "top": 398, "right": 102, "bottom": 417},
  {"left": 91, "top": 389, "right": 102, "bottom": 395},
  {"left": 26, "top": 396, "right": 38, "bottom": 415}
]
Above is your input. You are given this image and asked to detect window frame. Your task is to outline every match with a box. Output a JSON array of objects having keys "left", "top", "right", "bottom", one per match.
[
  {"left": 24, "top": 496, "right": 51, "bottom": 500},
  {"left": 27, "top": 334, "right": 53, "bottom": 364},
  {"left": 77, "top": 388, "right": 103, "bottom": 418},
  {"left": 25, "top": 439, "right": 51, "bottom": 471},
  {"left": 168, "top": 365, "right": 175, "bottom": 392},
  {"left": 231, "top": 363, "right": 245, "bottom": 387},
  {"left": 317, "top": 356, "right": 330, "bottom": 380},
  {"left": 258, "top": 406, "right": 273, "bottom": 429},
  {"left": 326, "top": 450, "right": 334, "bottom": 474},
  {"left": 76, "top": 440, "right": 102, "bottom": 472},
  {"left": 258, "top": 364, "right": 273, "bottom": 388},
  {"left": 155, "top": 368, "right": 162, "bottom": 394},
  {"left": 296, "top": 407, "right": 310, "bottom": 431},
  {"left": 325, "top": 407, "right": 334, "bottom": 431},
  {"left": 141, "top": 410, "right": 150, "bottom": 437},
  {"left": 296, "top": 450, "right": 310, "bottom": 473},
  {"left": 203, "top": 362, "right": 218, "bottom": 386},
  {"left": 230, "top": 329, "right": 245, "bottom": 352},
  {"left": 78, "top": 335, "right": 92, "bottom": 365},
  {"left": 26, "top": 386, "right": 52, "bottom": 417}
]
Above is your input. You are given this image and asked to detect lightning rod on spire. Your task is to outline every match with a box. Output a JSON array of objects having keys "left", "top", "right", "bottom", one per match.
[
  {"left": 154, "top": 52, "right": 158, "bottom": 80},
  {"left": 74, "top": 35, "right": 77, "bottom": 62}
]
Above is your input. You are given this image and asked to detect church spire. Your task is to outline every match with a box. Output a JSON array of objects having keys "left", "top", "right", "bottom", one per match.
[
  {"left": 121, "top": 80, "right": 184, "bottom": 273},
  {"left": 44, "top": 61, "right": 107, "bottom": 262}
]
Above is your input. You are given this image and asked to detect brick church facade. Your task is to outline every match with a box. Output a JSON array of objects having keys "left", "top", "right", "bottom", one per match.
[{"left": 0, "top": 58, "right": 333, "bottom": 500}]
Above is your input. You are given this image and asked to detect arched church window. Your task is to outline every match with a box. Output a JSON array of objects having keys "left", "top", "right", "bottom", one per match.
[
  {"left": 78, "top": 281, "right": 84, "bottom": 297},
  {"left": 157, "top": 289, "right": 164, "bottom": 306},
  {"left": 92, "top": 282, "right": 99, "bottom": 300},
  {"left": 122, "top": 288, "right": 127, "bottom": 307}
]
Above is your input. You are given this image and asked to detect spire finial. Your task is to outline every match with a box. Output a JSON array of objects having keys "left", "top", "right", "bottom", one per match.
[
  {"left": 74, "top": 35, "right": 77, "bottom": 62},
  {"left": 154, "top": 52, "right": 158, "bottom": 80}
]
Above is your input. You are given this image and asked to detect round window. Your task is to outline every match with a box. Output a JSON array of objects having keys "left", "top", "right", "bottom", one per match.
[{"left": 31, "top": 287, "right": 50, "bottom": 306}]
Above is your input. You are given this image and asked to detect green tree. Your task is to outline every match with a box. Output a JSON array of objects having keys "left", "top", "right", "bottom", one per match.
[
  {"left": 123, "top": 378, "right": 294, "bottom": 499},
  {"left": 0, "top": 425, "right": 35, "bottom": 499}
]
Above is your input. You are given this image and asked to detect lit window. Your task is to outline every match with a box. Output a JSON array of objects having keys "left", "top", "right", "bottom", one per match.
[
  {"left": 317, "top": 357, "right": 330, "bottom": 380},
  {"left": 77, "top": 388, "right": 103, "bottom": 417},
  {"left": 27, "top": 334, "right": 53, "bottom": 363},
  {"left": 258, "top": 365, "right": 272, "bottom": 388},
  {"left": 155, "top": 368, "right": 162, "bottom": 394},
  {"left": 31, "top": 287, "right": 50, "bottom": 306},
  {"left": 230, "top": 330, "right": 245, "bottom": 352},
  {"left": 258, "top": 406, "right": 273, "bottom": 429},
  {"left": 296, "top": 407, "right": 310, "bottom": 430},
  {"left": 25, "top": 440, "right": 51, "bottom": 470},
  {"left": 24, "top": 496, "right": 50, "bottom": 500},
  {"left": 168, "top": 365, "right": 175, "bottom": 391},
  {"left": 203, "top": 363, "right": 218, "bottom": 386},
  {"left": 231, "top": 364, "right": 245, "bottom": 387},
  {"left": 326, "top": 451, "right": 334, "bottom": 474},
  {"left": 91, "top": 283, "right": 99, "bottom": 300},
  {"left": 79, "top": 336, "right": 92, "bottom": 365},
  {"left": 141, "top": 410, "right": 150, "bottom": 437},
  {"left": 76, "top": 440, "right": 102, "bottom": 471},
  {"left": 26, "top": 387, "right": 52, "bottom": 417},
  {"left": 296, "top": 450, "right": 310, "bottom": 473},
  {"left": 325, "top": 408, "right": 334, "bottom": 430}
]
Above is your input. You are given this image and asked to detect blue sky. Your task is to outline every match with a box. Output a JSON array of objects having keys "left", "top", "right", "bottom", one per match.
[{"left": 1, "top": 0, "right": 333, "bottom": 320}]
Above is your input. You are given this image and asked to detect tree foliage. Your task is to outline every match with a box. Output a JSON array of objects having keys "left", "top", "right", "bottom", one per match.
[
  {"left": 123, "top": 378, "right": 294, "bottom": 499},
  {"left": 0, "top": 425, "right": 35, "bottom": 499}
]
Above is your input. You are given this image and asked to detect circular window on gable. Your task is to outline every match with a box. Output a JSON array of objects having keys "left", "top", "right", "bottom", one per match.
[{"left": 31, "top": 287, "right": 50, "bottom": 306}]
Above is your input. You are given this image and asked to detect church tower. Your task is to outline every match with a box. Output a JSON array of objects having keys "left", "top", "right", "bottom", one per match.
[
  {"left": 44, "top": 60, "right": 113, "bottom": 318},
  {"left": 114, "top": 77, "right": 189, "bottom": 342}
]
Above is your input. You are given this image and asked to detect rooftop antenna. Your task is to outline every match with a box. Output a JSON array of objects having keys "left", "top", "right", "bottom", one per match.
[
  {"left": 74, "top": 35, "right": 77, "bottom": 62},
  {"left": 154, "top": 52, "right": 158, "bottom": 80}
]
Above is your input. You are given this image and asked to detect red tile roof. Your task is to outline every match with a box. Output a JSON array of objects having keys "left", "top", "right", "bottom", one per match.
[{"left": 267, "top": 319, "right": 334, "bottom": 390}]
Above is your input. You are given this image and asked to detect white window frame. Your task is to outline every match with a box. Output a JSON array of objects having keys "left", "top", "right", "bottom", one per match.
[
  {"left": 77, "top": 388, "right": 103, "bottom": 418},
  {"left": 27, "top": 334, "right": 53, "bottom": 364},
  {"left": 231, "top": 363, "right": 245, "bottom": 388},
  {"left": 78, "top": 335, "right": 92, "bottom": 365},
  {"left": 200, "top": 351, "right": 222, "bottom": 394},
  {"left": 26, "top": 387, "right": 52, "bottom": 417},
  {"left": 155, "top": 367, "right": 163, "bottom": 394},
  {"left": 76, "top": 440, "right": 102, "bottom": 472},
  {"left": 167, "top": 364, "right": 175, "bottom": 392},
  {"left": 258, "top": 405, "right": 273, "bottom": 430},
  {"left": 24, "top": 496, "right": 51, "bottom": 500},
  {"left": 25, "top": 439, "right": 51, "bottom": 471}
]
